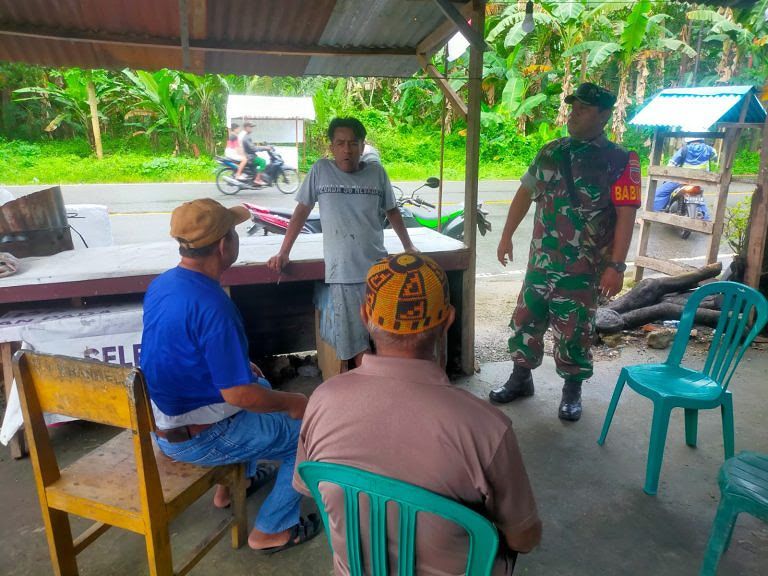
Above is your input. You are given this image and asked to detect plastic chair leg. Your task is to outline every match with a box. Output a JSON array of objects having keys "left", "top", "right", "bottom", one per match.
[
  {"left": 685, "top": 409, "right": 698, "bottom": 448},
  {"left": 644, "top": 403, "right": 672, "bottom": 495},
  {"left": 721, "top": 393, "right": 735, "bottom": 460},
  {"left": 700, "top": 498, "right": 739, "bottom": 576},
  {"left": 597, "top": 372, "right": 626, "bottom": 446}
]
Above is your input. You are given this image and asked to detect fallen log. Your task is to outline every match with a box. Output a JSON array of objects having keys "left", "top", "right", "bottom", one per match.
[
  {"left": 660, "top": 293, "right": 720, "bottom": 309},
  {"left": 608, "top": 262, "right": 722, "bottom": 314},
  {"left": 596, "top": 304, "right": 721, "bottom": 333},
  {"left": 619, "top": 303, "right": 721, "bottom": 331}
]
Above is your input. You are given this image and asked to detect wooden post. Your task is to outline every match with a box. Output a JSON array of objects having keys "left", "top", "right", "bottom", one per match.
[
  {"left": 86, "top": 78, "right": 103, "bottom": 160},
  {"left": 706, "top": 96, "right": 749, "bottom": 265},
  {"left": 744, "top": 115, "right": 768, "bottom": 289},
  {"left": 634, "top": 129, "right": 665, "bottom": 282},
  {"left": 460, "top": 0, "right": 484, "bottom": 375}
]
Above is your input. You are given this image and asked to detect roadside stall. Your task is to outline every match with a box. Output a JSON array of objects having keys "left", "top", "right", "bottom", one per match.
[
  {"left": 628, "top": 86, "right": 767, "bottom": 281},
  {"left": 0, "top": 0, "right": 488, "bottom": 465},
  {"left": 225, "top": 94, "right": 315, "bottom": 170}
]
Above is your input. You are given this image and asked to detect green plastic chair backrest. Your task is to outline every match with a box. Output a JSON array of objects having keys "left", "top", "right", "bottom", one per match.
[
  {"left": 298, "top": 461, "right": 499, "bottom": 576},
  {"left": 667, "top": 281, "right": 768, "bottom": 389}
]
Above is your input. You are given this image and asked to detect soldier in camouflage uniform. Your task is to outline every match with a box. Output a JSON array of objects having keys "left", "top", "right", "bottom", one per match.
[{"left": 489, "top": 83, "right": 641, "bottom": 421}]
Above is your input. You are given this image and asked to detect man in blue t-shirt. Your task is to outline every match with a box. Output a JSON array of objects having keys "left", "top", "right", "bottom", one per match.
[{"left": 141, "top": 198, "right": 321, "bottom": 553}]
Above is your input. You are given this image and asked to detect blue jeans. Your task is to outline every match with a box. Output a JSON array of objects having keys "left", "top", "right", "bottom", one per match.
[{"left": 156, "top": 410, "right": 302, "bottom": 534}]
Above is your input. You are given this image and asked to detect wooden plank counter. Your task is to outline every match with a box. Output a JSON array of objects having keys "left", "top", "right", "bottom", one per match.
[{"left": 0, "top": 228, "right": 469, "bottom": 303}]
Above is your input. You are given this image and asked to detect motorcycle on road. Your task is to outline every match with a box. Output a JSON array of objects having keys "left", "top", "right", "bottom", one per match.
[
  {"left": 215, "top": 148, "right": 300, "bottom": 195},
  {"left": 243, "top": 177, "right": 491, "bottom": 241},
  {"left": 659, "top": 183, "right": 708, "bottom": 240}
]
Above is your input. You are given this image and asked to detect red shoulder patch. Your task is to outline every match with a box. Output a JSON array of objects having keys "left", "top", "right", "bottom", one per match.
[{"left": 611, "top": 151, "right": 642, "bottom": 207}]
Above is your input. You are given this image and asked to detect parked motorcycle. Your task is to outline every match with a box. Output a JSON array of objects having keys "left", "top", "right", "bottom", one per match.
[
  {"left": 243, "top": 177, "right": 491, "bottom": 241},
  {"left": 661, "top": 183, "right": 707, "bottom": 240},
  {"left": 392, "top": 177, "right": 491, "bottom": 241},
  {"left": 215, "top": 148, "right": 300, "bottom": 195}
]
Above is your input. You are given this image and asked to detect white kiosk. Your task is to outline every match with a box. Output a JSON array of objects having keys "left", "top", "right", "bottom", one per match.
[{"left": 225, "top": 95, "right": 316, "bottom": 169}]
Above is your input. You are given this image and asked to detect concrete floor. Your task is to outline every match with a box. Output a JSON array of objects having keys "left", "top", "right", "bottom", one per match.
[{"left": 1, "top": 346, "right": 767, "bottom": 576}]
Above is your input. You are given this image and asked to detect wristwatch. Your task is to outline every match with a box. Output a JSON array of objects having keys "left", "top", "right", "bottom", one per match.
[{"left": 606, "top": 261, "right": 627, "bottom": 273}]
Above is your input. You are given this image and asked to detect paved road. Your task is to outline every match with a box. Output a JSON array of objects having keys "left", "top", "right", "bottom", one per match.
[{"left": 6, "top": 179, "right": 753, "bottom": 277}]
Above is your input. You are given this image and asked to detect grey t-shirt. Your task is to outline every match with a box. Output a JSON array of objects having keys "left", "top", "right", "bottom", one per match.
[{"left": 296, "top": 158, "right": 396, "bottom": 283}]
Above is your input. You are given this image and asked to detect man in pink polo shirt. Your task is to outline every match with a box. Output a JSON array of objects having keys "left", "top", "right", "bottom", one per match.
[{"left": 293, "top": 253, "right": 541, "bottom": 574}]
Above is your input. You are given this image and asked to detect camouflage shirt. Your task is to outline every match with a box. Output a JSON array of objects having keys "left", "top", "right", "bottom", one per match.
[{"left": 520, "top": 134, "right": 640, "bottom": 276}]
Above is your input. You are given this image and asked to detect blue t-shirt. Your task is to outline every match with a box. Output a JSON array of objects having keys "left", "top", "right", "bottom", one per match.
[{"left": 141, "top": 267, "right": 254, "bottom": 415}]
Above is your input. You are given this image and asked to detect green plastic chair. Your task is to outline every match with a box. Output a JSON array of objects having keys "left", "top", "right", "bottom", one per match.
[
  {"left": 700, "top": 451, "right": 768, "bottom": 575},
  {"left": 597, "top": 281, "right": 768, "bottom": 495},
  {"left": 297, "top": 461, "right": 499, "bottom": 576}
]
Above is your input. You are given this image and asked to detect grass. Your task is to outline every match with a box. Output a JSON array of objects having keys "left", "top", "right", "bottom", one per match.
[
  {"left": 0, "top": 134, "right": 761, "bottom": 186},
  {"left": 0, "top": 138, "right": 217, "bottom": 185}
]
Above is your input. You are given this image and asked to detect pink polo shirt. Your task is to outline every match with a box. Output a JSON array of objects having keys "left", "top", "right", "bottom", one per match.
[{"left": 293, "top": 354, "right": 539, "bottom": 575}]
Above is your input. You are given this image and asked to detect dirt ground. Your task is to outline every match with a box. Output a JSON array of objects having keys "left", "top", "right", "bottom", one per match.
[{"left": 473, "top": 276, "right": 768, "bottom": 369}]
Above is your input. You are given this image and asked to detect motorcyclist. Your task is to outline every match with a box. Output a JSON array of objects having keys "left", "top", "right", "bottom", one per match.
[
  {"left": 235, "top": 121, "right": 269, "bottom": 186},
  {"left": 653, "top": 137, "right": 717, "bottom": 220},
  {"left": 224, "top": 122, "right": 244, "bottom": 161}
]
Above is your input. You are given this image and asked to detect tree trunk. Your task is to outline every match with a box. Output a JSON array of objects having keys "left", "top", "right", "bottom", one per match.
[
  {"left": 86, "top": 79, "right": 103, "bottom": 159},
  {"left": 607, "top": 262, "right": 722, "bottom": 314},
  {"left": 635, "top": 55, "right": 650, "bottom": 105},
  {"left": 580, "top": 52, "right": 588, "bottom": 83},
  {"left": 599, "top": 303, "right": 722, "bottom": 332},
  {"left": 678, "top": 24, "right": 690, "bottom": 86},
  {"left": 556, "top": 60, "right": 572, "bottom": 127},
  {"left": 611, "top": 67, "right": 630, "bottom": 143}
]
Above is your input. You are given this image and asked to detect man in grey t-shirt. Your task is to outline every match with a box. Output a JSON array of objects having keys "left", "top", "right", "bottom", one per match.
[{"left": 267, "top": 117, "right": 416, "bottom": 366}]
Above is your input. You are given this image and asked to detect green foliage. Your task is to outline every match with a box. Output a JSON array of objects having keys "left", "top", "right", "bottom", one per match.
[
  {"left": 0, "top": 138, "right": 215, "bottom": 184},
  {"left": 1, "top": 0, "right": 766, "bottom": 182},
  {"left": 733, "top": 148, "right": 760, "bottom": 175},
  {"left": 724, "top": 196, "right": 752, "bottom": 256}
]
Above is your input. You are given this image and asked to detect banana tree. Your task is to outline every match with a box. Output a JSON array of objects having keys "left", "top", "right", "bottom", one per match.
[
  {"left": 122, "top": 69, "right": 200, "bottom": 155},
  {"left": 14, "top": 68, "right": 120, "bottom": 157},
  {"left": 488, "top": 0, "right": 616, "bottom": 127},
  {"left": 687, "top": 6, "right": 756, "bottom": 83},
  {"left": 563, "top": 1, "right": 693, "bottom": 142}
]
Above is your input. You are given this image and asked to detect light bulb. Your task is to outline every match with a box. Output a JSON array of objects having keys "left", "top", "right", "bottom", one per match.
[{"left": 522, "top": 1, "right": 535, "bottom": 34}]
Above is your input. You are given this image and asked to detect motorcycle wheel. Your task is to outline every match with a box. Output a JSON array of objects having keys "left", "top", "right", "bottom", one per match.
[
  {"left": 680, "top": 202, "right": 702, "bottom": 240},
  {"left": 276, "top": 168, "right": 300, "bottom": 194},
  {"left": 216, "top": 167, "right": 241, "bottom": 195}
]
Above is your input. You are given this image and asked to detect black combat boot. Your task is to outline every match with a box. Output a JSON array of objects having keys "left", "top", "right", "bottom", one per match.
[
  {"left": 558, "top": 379, "right": 583, "bottom": 421},
  {"left": 489, "top": 365, "right": 534, "bottom": 404}
]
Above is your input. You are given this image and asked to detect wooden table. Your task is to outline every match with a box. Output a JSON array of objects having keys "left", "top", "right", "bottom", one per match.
[{"left": 0, "top": 229, "right": 471, "bottom": 457}]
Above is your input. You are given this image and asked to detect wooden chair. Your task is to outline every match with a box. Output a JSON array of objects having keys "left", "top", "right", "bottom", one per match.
[{"left": 13, "top": 350, "right": 248, "bottom": 576}]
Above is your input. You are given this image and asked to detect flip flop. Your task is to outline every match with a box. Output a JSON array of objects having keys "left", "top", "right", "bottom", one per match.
[{"left": 256, "top": 514, "right": 323, "bottom": 555}]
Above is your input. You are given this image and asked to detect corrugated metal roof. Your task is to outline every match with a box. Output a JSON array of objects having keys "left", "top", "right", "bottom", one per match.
[
  {"left": 0, "top": 0, "right": 468, "bottom": 77},
  {"left": 629, "top": 86, "right": 767, "bottom": 131}
]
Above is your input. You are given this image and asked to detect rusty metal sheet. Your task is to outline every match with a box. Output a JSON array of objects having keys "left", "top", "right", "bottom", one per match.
[
  {"left": 0, "top": 187, "right": 74, "bottom": 259},
  {"left": 0, "top": 0, "right": 460, "bottom": 77}
]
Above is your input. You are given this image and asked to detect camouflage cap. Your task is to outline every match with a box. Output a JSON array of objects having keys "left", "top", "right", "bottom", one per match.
[
  {"left": 365, "top": 253, "right": 450, "bottom": 335},
  {"left": 565, "top": 82, "right": 616, "bottom": 109}
]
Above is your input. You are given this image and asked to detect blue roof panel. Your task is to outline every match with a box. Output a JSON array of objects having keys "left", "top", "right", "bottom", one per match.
[{"left": 629, "top": 85, "right": 766, "bottom": 131}]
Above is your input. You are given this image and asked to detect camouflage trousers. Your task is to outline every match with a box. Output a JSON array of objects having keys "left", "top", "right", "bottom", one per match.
[{"left": 508, "top": 268, "right": 598, "bottom": 382}]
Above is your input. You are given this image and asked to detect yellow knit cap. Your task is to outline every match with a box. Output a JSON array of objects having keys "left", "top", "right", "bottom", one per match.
[{"left": 365, "top": 253, "right": 450, "bottom": 335}]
